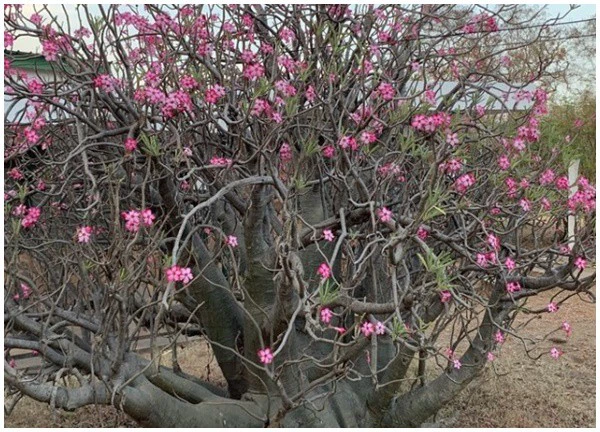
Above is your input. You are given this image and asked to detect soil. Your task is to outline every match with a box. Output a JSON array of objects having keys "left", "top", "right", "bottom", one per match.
[{"left": 4, "top": 282, "right": 595, "bottom": 428}]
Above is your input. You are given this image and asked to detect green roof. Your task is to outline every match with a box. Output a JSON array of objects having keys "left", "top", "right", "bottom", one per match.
[{"left": 5, "top": 50, "right": 55, "bottom": 72}]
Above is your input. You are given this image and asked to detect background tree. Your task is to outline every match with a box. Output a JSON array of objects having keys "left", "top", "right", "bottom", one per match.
[{"left": 4, "top": 4, "right": 595, "bottom": 427}]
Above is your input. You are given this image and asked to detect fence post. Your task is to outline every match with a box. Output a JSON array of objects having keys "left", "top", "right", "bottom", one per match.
[{"left": 567, "top": 159, "right": 580, "bottom": 250}]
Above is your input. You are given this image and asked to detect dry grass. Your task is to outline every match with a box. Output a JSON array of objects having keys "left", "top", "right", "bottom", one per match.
[{"left": 5, "top": 284, "right": 595, "bottom": 428}]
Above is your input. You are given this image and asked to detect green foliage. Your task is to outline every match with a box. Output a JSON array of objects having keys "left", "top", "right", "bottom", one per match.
[
  {"left": 140, "top": 133, "right": 161, "bottom": 157},
  {"left": 538, "top": 90, "right": 596, "bottom": 179},
  {"left": 417, "top": 249, "right": 455, "bottom": 292},
  {"left": 319, "top": 279, "right": 339, "bottom": 304}
]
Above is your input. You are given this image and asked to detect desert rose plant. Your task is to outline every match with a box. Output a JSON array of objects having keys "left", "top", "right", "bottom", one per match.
[{"left": 4, "top": 4, "right": 595, "bottom": 427}]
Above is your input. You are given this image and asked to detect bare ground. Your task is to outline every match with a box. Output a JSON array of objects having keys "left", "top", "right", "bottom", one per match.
[{"left": 5, "top": 285, "right": 595, "bottom": 428}]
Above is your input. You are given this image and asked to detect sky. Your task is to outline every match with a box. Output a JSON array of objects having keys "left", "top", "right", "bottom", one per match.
[{"left": 8, "top": 3, "right": 597, "bottom": 97}]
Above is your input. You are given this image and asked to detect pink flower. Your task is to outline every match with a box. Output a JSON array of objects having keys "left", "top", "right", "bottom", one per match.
[
  {"left": 506, "top": 281, "right": 521, "bottom": 293},
  {"left": 258, "top": 347, "right": 274, "bottom": 364},
  {"left": 226, "top": 235, "right": 238, "bottom": 247},
  {"left": 562, "top": 321, "right": 572, "bottom": 337},
  {"left": 550, "top": 347, "right": 563, "bottom": 359},
  {"left": 377, "top": 207, "right": 393, "bottom": 223},
  {"left": 440, "top": 290, "right": 452, "bottom": 303},
  {"left": 9, "top": 358, "right": 16, "bottom": 369},
  {"left": 494, "top": 331, "right": 505, "bottom": 344},
  {"left": 487, "top": 233, "right": 500, "bottom": 250},
  {"left": 141, "top": 209, "right": 155, "bottom": 226},
  {"left": 317, "top": 263, "right": 331, "bottom": 280},
  {"left": 375, "top": 321, "right": 386, "bottom": 335},
  {"left": 454, "top": 173, "right": 476, "bottom": 194},
  {"left": 417, "top": 226, "right": 429, "bottom": 240},
  {"left": 124, "top": 137, "right": 137, "bottom": 152},
  {"left": 332, "top": 326, "right": 346, "bottom": 334},
  {"left": 360, "top": 321, "right": 375, "bottom": 337},
  {"left": 498, "top": 155, "right": 510, "bottom": 170},
  {"left": 539, "top": 169, "right": 556, "bottom": 186},
  {"left": 305, "top": 85, "right": 316, "bottom": 103},
  {"left": 77, "top": 226, "right": 93, "bottom": 243},
  {"left": 486, "top": 352, "right": 496, "bottom": 362},
  {"left": 323, "top": 229, "right": 335, "bottom": 242},
  {"left": 504, "top": 257, "right": 516, "bottom": 271},
  {"left": 574, "top": 256, "right": 587, "bottom": 270},
  {"left": 446, "top": 132, "right": 459, "bottom": 147},
  {"left": 180, "top": 267, "right": 194, "bottom": 284},
  {"left": 519, "top": 198, "right": 531, "bottom": 212},
  {"left": 452, "top": 359, "right": 462, "bottom": 370},
  {"left": 547, "top": 302, "right": 558, "bottom": 313},
  {"left": 122, "top": 210, "right": 141, "bottom": 232},
  {"left": 320, "top": 307, "right": 333, "bottom": 324},
  {"left": 476, "top": 253, "right": 489, "bottom": 268},
  {"left": 322, "top": 145, "right": 335, "bottom": 158},
  {"left": 20, "top": 283, "right": 32, "bottom": 299}
]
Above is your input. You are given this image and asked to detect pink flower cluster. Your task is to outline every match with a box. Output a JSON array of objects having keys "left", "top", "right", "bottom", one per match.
[
  {"left": 360, "top": 320, "right": 386, "bottom": 337},
  {"left": 124, "top": 137, "right": 137, "bottom": 152},
  {"left": 411, "top": 112, "right": 451, "bottom": 133},
  {"left": 162, "top": 90, "right": 193, "bottom": 118},
  {"left": 165, "top": 265, "right": 194, "bottom": 284},
  {"left": 13, "top": 283, "right": 32, "bottom": 301},
  {"left": 506, "top": 281, "right": 521, "bottom": 293},
  {"left": 567, "top": 178, "right": 595, "bottom": 213},
  {"left": 378, "top": 163, "right": 405, "bottom": 181},
  {"left": 376, "top": 82, "right": 395, "bottom": 101},
  {"left": 338, "top": 135, "right": 359, "bottom": 150},
  {"left": 320, "top": 307, "right": 333, "bottom": 324},
  {"left": 439, "top": 158, "right": 463, "bottom": 175},
  {"left": 121, "top": 208, "right": 155, "bottom": 232},
  {"left": 41, "top": 39, "right": 59, "bottom": 61},
  {"left": 93, "top": 74, "right": 116, "bottom": 92},
  {"left": 204, "top": 84, "right": 226, "bottom": 104},
  {"left": 279, "top": 143, "right": 292, "bottom": 162},
  {"left": 210, "top": 156, "right": 233, "bottom": 167},
  {"left": 19, "top": 206, "right": 41, "bottom": 228},
  {"left": 538, "top": 169, "right": 556, "bottom": 186},
  {"left": 275, "top": 80, "right": 297, "bottom": 97},
  {"left": 243, "top": 62, "right": 265, "bottom": 80},
  {"left": 180, "top": 75, "right": 198, "bottom": 91},
  {"left": 454, "top": 173, "right": 476, "bottom": 194},
  {"left": 27, "top": 78, "right": 44, "bottom": 94}
]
